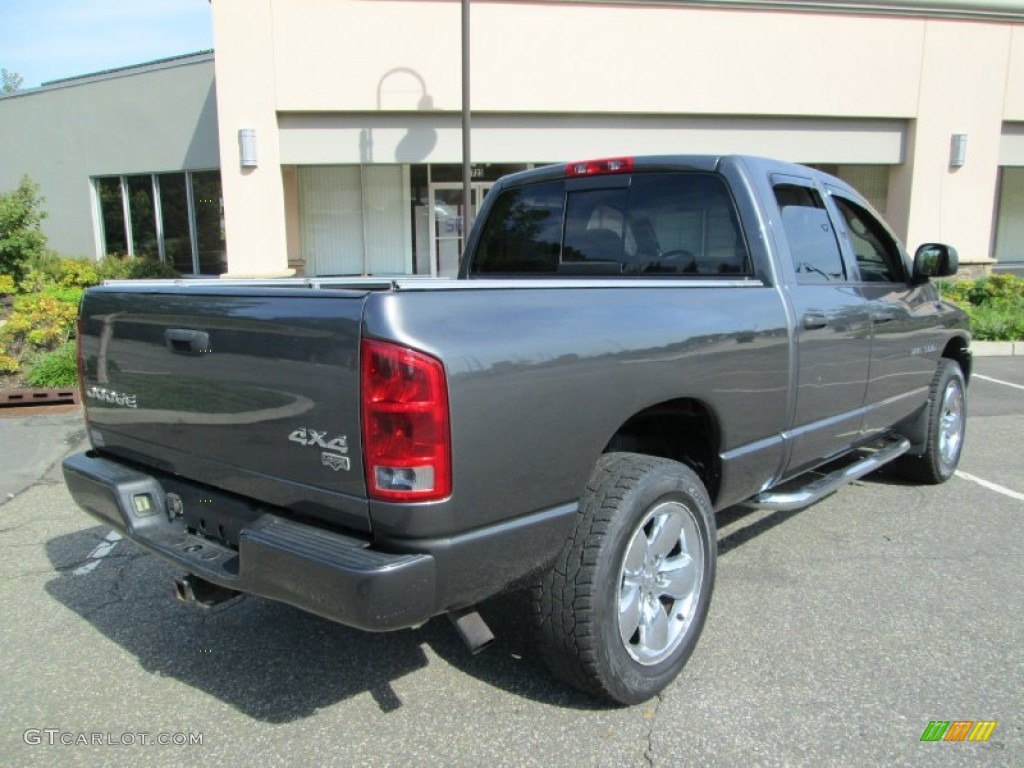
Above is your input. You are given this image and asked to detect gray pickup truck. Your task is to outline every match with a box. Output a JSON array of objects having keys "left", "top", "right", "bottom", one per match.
[{"left": 63, "top": 155, "right": 969, "bottom": 704}]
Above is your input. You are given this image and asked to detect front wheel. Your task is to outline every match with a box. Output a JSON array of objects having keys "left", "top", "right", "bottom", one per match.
[
  {"left": 531, "top": 453, "right": 716, "bottom": 704},
  {"left": 897, "top": 359, "right": 967, "bottom": 484}
]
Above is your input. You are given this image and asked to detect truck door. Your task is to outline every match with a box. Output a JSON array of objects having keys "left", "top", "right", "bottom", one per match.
[
  {"left": 826, "top": 189, "right": 942, "bottom": 437},
  {"left": 771, "top": 177, "right": 872, "bottom": 475}
]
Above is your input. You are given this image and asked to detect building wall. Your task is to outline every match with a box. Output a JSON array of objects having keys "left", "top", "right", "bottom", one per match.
[
  {"left": 0, "top": 55, "right": 219, "bottom": 258},
  {"left": 210, "top": 0, "right": 1024, "bottom": 275}
]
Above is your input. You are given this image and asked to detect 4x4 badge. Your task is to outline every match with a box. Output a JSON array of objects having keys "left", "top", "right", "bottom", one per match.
[{"left": 288, "top": 428, "right": 348, "bottom": 453}]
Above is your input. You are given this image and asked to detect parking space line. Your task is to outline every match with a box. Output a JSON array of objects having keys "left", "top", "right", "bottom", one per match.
[
  {"left": 955, "top": 471, "right": 1024, "bottom": 502},
  {"left": 974, "top": 374, "right": 1024, "bottom": 392},
  {"left": 73, "top": 530, "right": 123, "bottom": 576}
]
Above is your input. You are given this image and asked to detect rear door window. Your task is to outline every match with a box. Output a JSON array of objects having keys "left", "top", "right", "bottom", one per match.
[{"left": 773, "top": 183, "right": 846, "bottom": 283}]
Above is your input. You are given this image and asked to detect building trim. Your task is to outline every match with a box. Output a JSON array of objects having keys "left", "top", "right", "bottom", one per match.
[
  {"left": 279, "top": 113, "right": 906, "bottom": 166},
  {"left": 0, "top": 51, "right": 215, "bottom": 100},
  {"left": 555, "top": 0, "right": 1024, "bottom": 22}
]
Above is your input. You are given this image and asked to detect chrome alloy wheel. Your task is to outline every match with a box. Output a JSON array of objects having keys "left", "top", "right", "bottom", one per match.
[
  {"left": 617, "top": 500, "right": 705, "bottom": 665},
  {"left": 938, "top": 378, "right": 965, "bottom": 469}
]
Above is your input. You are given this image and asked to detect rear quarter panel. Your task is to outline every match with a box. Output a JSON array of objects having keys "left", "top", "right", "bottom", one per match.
[{"left": 363, "top": 284, "right": 791, "bottom": 538}]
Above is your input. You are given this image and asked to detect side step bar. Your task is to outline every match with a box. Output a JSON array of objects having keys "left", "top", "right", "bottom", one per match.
[{"left": 748, "top": 436, "right": 910, "bottom": 512}]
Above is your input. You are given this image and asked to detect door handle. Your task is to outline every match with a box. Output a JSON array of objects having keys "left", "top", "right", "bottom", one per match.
[
  {"left": 164, "top": 328, "right": 210, "bottom": 355},
  {"left": 802, "top": 312, "right": 828, "bottom": 330},
  {"left": 871, "top": 312, "right": 896, "bottom": 324}
]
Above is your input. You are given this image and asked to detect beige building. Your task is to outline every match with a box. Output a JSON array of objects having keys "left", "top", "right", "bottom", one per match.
[
  {"left": 2, "top": 2, "right": 1022, "bottom": 278},
  {"left": 208, "top": 0, "right": 1024, "bottom": 279}
]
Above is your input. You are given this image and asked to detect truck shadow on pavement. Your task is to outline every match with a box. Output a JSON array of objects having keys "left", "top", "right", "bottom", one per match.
[
  {"left": 44, "top": 526, "right": 604, "bottom": 722},
  {"left": 715, "top": 467, "right": 919, "bottom": 556}
]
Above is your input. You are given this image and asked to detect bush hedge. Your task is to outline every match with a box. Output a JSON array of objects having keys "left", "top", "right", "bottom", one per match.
[
  {"left": 1, "top": 177, "right": 180, "bottom": 387},
  {"left": 1, "top": 253, "right": 178, "bottom": 383},
  {"left": 938, "top": 274, "right": 1024, "bottom": 342},
  {"left": 24, "top": 341, "right": 77, "bottom": 388}
]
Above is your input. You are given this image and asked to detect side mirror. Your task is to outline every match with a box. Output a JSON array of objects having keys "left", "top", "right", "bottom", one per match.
[{"left": 913, "top": 243, "right": 958, "bottom": 280}]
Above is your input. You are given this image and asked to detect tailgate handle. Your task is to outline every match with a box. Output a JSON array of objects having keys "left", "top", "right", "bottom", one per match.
[{"left": 164, "top": 329, "right": 210, "bottom": 355}]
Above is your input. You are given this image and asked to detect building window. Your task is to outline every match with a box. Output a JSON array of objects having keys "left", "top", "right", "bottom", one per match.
[
  {"left": 97, "top": 177, "right": 128, "bottom": 255},
  {"left": 994, "top": 167, "right": 1024, "bottom": 265},
  {"left": 93, "top": 170, "right": 226, "bottom": 275},
  {"left": 298, "top": 165, "right": 411, "bottom": 276},
  {"left": 191, "top": 170, "right": 227, "bottom": 275},
  {"left": 157, "top": 173, "right": 193, "bottom": 274}
]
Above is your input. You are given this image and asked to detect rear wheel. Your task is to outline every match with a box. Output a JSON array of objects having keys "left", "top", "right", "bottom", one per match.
[
  {"left": 531, "top": 453, "right": 716, "bottom": 704},
  {"left": 897, "top": 359, "right": 966, "bottom": 484}
]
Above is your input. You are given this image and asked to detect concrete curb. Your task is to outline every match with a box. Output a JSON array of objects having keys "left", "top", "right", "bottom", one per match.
[{"left": 971, "top": 341, "right": 1019, "bottom": 357}]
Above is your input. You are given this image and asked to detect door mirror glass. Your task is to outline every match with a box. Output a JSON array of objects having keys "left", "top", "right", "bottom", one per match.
[{"left": 913, "top": 243, "right": 958, "bottom": 279}]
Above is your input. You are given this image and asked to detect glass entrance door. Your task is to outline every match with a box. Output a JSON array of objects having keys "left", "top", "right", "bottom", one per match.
[{"left": 428, "top": 182, "right": 491, "bottom": 277}]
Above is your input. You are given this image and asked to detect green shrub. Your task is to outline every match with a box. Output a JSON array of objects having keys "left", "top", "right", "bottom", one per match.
[
  {"left": 0, "top": 176, "right": 48, "bottom": 284},
  {"left": 56, "top": 258, "right": 100, "bottom": 288},
  {"left": 2, "top": 293, "right": 77, "bottom": 349},
  {"left": 0, "top": 349, "right": 18, "bottom": 374},
  {"left": 939, "top": 274, "right": 1024, "bottom": 341},
  {"left": 41, "top": 285, "right": 84, "bottom": 306},
  {"left": 24, "top": 341, "right": 77, "bottom": 388},
  {"left": 1, "top": 250, "right": 177, "bottom": 387},
  {"left": 967, "top": 299, "right": 1024, "bottom": 341}
]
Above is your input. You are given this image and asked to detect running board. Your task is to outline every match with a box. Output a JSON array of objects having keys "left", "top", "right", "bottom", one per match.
[{"left": 747, "top": 436, "right": 911, "bottom": 512}]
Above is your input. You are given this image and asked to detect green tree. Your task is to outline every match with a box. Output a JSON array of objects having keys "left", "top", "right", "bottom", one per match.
[
  {"left": 1, "top": 68, "right": 23, "bottom": 94},
  {"left": 0, "top": 176, "right": 48, "bottom": 284}
]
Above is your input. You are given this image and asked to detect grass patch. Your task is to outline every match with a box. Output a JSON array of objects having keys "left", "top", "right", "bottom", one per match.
[{"left": 25, "top": 341, "right": 77, "bottom": 388}]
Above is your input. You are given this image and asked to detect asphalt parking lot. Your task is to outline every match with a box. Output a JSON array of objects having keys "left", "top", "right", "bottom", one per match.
[{"left": 1, "top": 358, "right": 1021, "bottom": 767}]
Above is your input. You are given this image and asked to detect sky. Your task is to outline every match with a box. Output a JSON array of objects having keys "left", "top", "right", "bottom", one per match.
[{"left": 0, "top": 0, "right": 214, "bottom": 89}]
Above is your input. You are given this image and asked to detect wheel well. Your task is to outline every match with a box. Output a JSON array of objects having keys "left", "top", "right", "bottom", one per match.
[
  {"left": 603, "top": 398, "right": 721, "bottom": 502},
  {"left": 943, "top": 336, "right": 972, "bottom": 383}
]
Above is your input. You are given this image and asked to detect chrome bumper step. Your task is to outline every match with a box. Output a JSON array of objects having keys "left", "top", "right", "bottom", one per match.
[{"left": 748, "top": 436, "right": 911, "bottom": 512}]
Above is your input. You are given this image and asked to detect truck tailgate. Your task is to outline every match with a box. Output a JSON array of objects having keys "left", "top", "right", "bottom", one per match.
[{"left": 78, "top": 285, "right": 370, "bottom": 532}]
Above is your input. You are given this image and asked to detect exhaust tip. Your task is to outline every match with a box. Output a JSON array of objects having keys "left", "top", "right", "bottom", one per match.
[
  {"left": 173, "top": 576, "right": 192, "bottom": 603},
  {"left": 448, "top": 608, "right": 495, "bottom": 655}
]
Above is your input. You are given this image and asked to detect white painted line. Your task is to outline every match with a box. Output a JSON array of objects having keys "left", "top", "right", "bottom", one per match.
[
  {"left": 955, "top": 471, "right": 1024, "bottom": 502},
  {"left": 73, "top": 530, "right": 123, "bottom": 576},
  {"left": 974, "top": 374, "right": 1024, "bottom": 392}
]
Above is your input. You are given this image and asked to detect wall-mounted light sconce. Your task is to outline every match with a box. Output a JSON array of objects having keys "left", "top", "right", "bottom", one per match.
[
  {"left": 949, "top": 133, "right": 967, "bottom": 168},
  {"left": 238, "top": 128, "right": 258, "bottom": 168}
]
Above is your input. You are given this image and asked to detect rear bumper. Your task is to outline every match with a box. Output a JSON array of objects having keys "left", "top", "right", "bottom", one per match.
[{"left": 62, "top": 451, "right": 436, "bottom": 631}]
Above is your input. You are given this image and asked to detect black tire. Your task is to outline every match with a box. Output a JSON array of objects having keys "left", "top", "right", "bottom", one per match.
[
  {"left": 896, "top": 359, "right": 967, "bottom": 484},
  {"left": 531, "top": 453, "right": 716, "bottom": 704}
]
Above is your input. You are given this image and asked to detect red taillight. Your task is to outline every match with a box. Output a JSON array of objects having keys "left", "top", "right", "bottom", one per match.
[
  {"left": 565, "top": 156, "right": 633, "bottom": 178},
  {"left": 360, "top": 338, "right": 451, "bottom": 502}
]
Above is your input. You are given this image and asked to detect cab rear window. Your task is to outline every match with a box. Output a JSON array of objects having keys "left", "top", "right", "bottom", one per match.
[{"left": 471, "top": 173, "right": 751, "bottom": 277}]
